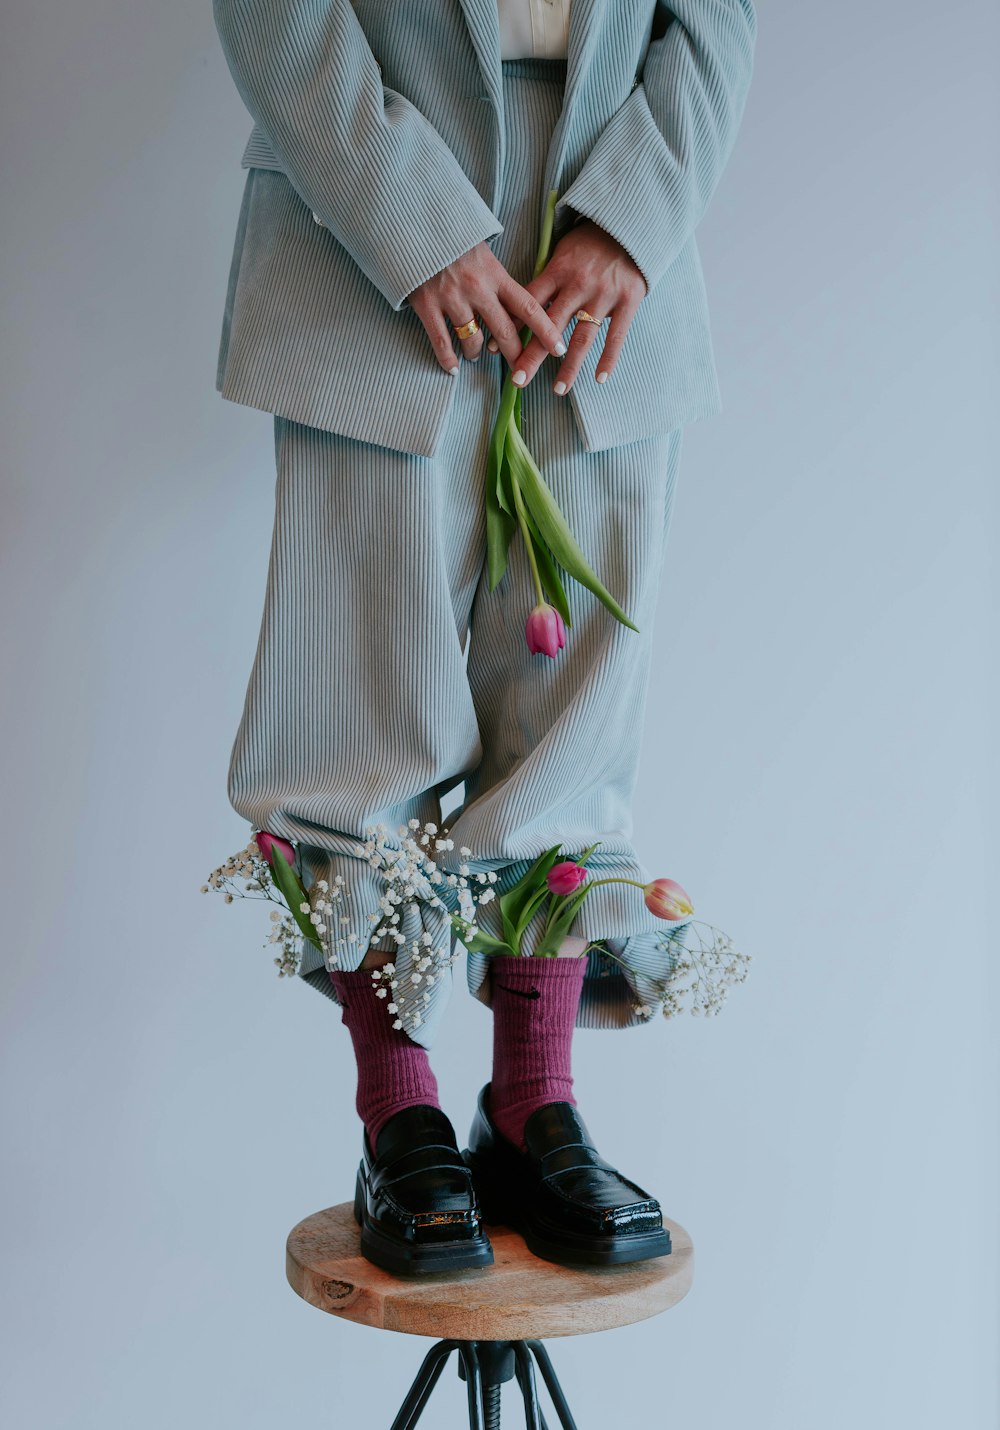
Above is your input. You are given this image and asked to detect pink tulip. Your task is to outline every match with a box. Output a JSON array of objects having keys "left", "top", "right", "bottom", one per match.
[
  {"left": 547, "top": 860, "right": 589, "bottom": 896},
  {"left": 644, "top": 878, "right": 694, "bottom": 920},
  {"left": 256, "top": 831, "right": 296, "bottom": 871},
  {"left": 525, "top": 602, "right": 566, "bottom": 658}
]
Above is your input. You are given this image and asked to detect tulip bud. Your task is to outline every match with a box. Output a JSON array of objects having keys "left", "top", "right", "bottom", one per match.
[
  {"left": 256, "top": 831, "right": 297, "bottom": 871},
  {"left": 547, "top": 860, "right": 588, "bottom": 895},
  {"left": 644, "top": 877, "right": 694, "bottom": 920},
  {"left": 525, "top": 602, "right": 566, "bottom": 658}
]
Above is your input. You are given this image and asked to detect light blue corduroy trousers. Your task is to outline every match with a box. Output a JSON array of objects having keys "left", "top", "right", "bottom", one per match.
[{"left": 227, "top": 58, "right": 685, "bottom": 1049}]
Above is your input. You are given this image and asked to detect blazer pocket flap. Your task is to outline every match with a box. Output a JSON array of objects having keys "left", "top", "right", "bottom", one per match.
[{"left": 240, "top": 125, "right": 285, "bottom": 173}]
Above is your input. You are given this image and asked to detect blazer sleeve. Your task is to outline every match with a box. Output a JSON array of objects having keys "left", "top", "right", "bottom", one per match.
[
  {"left": 212, "top": 0, "right": 505, "bottom": 312},
  {"left": 555, "top": 0, "right": 757, "bottom": 296}
]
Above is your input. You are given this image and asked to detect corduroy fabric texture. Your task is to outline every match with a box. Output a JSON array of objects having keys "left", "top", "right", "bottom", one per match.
[
  {"left": 226, "top": 60, "right": 688, "bottom": 1049},
  {"left": 212, "top": 1, "right": 757, "bottom": 454},
  {"left": 328, "top": 967, "right": 441, "bottom": 1147},
  {"left": 488, "top": 955, "right": 587, "bottom": 1151}
]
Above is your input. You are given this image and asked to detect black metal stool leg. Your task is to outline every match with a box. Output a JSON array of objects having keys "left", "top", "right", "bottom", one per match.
[
  {"left": 525, "top": 1342, "right": 579, "bottom": 1430},
  {"left": 512, "top": 1342, "right": 544, "bottom": 1430},
  {"left": 388, "top": 1339, "right": 457, "bottom": 1430},
  {"left": 514, "top": 1352, "right": 552, "bottom": 1430},
  {"left": 389, "top": 1337, "right": 581, "bottom": 1430},
  {"left": 457, "top": 1342, "right": 487, "bottom": 1430}
]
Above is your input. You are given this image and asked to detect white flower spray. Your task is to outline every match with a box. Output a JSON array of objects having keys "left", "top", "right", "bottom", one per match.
[
  {"left": 625, "top": 920, "right": 753, "bottom": 1021},
  {"left": 351, "top": 819, "right": 502, "bottom": 1030},
  {"left": 203, "top": 821, "right": 752, "bottom": 1026}
]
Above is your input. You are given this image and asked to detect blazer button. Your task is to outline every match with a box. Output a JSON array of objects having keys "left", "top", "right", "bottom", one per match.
[{"left": 312, "top": 211, "right": 326, "bottom": 227}]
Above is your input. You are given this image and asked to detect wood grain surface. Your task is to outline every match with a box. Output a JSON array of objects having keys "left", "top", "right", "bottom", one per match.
[{"left": 285, "top": 1202, "right": 694, "bottom": 1341}]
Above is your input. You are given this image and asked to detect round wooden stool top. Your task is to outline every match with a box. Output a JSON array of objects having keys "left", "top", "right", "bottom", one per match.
[{"left": 286, "top": 1202, "right": 693, "bottom": 1341}]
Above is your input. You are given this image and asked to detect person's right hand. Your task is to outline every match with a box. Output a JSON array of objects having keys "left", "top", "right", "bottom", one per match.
[{"left": 406, "top": 241, "right": 567, "bottom": 374}]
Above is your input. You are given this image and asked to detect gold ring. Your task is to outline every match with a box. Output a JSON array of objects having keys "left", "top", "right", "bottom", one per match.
[
  {"left": 454, "top": 316, "right": 480, "bottom": 339},
  {"left": 574, "top": 309, "right": 604, "bottom": 325}
]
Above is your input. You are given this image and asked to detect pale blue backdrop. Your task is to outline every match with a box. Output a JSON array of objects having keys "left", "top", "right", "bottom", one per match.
[{"left": 1, "top": 2, "right": 996, "bottom": 1427}]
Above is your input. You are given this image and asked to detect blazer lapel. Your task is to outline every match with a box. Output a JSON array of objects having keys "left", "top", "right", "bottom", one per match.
[
  {"left": 457, "top": 0, "right": 605, "bottom": 205},
  {"left": 456, "top": 0, "right": 503, "bottom": 116},
  {"left": 561, "top": 0, "right": 605, "bottom": 128},
  {"left": 457, "top": 0, "right": 604, "bottom": 138}
]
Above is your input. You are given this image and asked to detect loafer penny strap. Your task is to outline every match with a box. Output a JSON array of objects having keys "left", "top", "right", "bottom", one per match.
[
  {"left": 373, "top": 1141, "right": 475, "bottom": 1193},
  {"left": 535, "top": 1140, "right": 618, "bottom": 1180}
]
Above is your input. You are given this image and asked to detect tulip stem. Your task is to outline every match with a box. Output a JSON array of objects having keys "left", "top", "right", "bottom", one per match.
[
  {"left": 508, "top": 422, "right": 546, "bottom": 606},
  {"left": 583, "top": 877, "right": 648, "bottom": 892}
]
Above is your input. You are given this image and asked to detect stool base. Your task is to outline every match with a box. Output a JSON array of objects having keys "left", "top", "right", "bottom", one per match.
[{"left": 389, "top": 1338, "right": 579, "bottom": 1430}]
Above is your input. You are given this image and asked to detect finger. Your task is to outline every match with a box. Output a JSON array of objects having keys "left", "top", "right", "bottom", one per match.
[
  {"left": 410, "top": 294, "right": 461, "bottom": 374},
  {"left": 478, "top": 295, "right": 533, "bottom": 372},
  {"left": 550, "top": 302, "right": 609, "bottom": 394},
  {"left": 447, "top": 308, "right": 485, "bottom": 363},
  {"left": 522, "top": 268, "right": 562, "bottom": 311},
  {"left": 484, "top": 268, "right": 561, "bottom": 358},
  {"left": 594, "top": 299, "right": 640, "bottom": 384},
  {"left": 506, "top": 294, "right": 572, "bottom": 385},
  {"left": 498, "top": 276, "right": 568, "bottom": 364}
]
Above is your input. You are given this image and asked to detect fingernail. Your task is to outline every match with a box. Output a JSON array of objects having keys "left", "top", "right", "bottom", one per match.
[
  {"left": 554, "top": 339, "right": 567, "bottom": 355},
  {"left": 596, "top": 370, "right": 608, "bottom": 384},
  {"left": 512, "top": 369, "right": 526, "bottom": 386},
  {"left": 449, "top": 365, "right": 459, "bottom": 376},
  {"left": 487, "top": 338, "right": 499, "bottom": 353},
  {"left": 553, "top": 380, "right": 567, "bottom": 396}
]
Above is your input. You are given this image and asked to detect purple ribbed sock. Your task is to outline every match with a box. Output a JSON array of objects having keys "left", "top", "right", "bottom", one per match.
[
  {"left": 489, "top": 955, "right": 587, "bottom": 1152},
  {"left": 329, "top": 967, "right": 440, "bottom": 1148}
]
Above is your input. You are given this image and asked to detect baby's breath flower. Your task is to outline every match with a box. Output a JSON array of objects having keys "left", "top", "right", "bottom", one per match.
[
  {"left": 603, "top": 920, "right": 753, "bottom": 1021},
  {"left": 206, "top": 821, "right": 750, "bottom": 1035}
]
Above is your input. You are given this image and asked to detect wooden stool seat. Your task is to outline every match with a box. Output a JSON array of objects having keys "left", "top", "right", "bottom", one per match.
[{"left": 286, "top": 1201, "right": 693, "bottom": 1342}]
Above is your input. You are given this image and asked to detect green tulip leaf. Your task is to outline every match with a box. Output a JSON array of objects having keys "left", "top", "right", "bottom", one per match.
[
  {"left": 506, "top": 420, "right": 640, "bottom": 633},
  {"left": 489, "top": 379, "right": 519, "bottom": 503},
  {"left": 524, "top": 510, "right": 572, "bottom": 627},
  {"left": 268, "top": 844, "right": 324, "bottom": 953},
  {"left": 495, "top": 442, "right": 515, "bottom": 519},
  {"left": 481, "top": 190, "right": 565, "bottom": 619},
  {"left": 512, "top": 884, "right": 556, "bottom": 949},
  {"left": 449, "top": 914, "right": 515, "bottom": 958},
  {"left": 535, "top": 884, "right": 593, "bottom": 957},
  {"left": 498, "top": 845, "right": 561, "bottom": 925},
  {"left": 574, "top": 842, "right": 602, "bottom": 867},
  {"left": 486, "top": 461, "right": 516, "bottom": 588}
]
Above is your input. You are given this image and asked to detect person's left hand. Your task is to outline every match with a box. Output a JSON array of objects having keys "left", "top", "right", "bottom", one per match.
[{"left": 487, "top": 217, "right": 649, "bottom": 394}]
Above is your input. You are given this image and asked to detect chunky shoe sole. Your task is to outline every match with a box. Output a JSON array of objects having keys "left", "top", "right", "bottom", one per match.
[
  {"left": 465, "top": 1151, "right": 673, "bottom": 1268},
  {"left": 353, "top": 1170, "right": 495, "bottom": 1277}
]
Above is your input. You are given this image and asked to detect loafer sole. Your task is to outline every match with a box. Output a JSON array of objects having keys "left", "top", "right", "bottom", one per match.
[
  {"left": 466, "top": 1151, "right": 673, "bottom": 1268},
  {"left": 353, "top": 1171, "right": 495, "bottom": 1277}
]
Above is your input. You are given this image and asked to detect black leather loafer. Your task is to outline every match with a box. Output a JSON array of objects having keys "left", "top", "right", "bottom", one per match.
[
  {"left": 463, "top": 1084, "right": 672, "bottom": 1267},
  {"left": 353, "top": 1104, "right": 494, "bottom": 1276}
]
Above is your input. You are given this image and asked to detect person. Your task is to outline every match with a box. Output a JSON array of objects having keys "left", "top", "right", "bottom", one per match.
[{"left": 211, "top": 0, "right": 757, "bottom": 1276}]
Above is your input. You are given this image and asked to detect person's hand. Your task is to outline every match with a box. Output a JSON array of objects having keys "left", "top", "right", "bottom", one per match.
[
  {"left": 489, "top": 218, "right": 649, "bottom": 394},
  {"left": 406, "top": 241, "right": 568, "bottom": 374}
]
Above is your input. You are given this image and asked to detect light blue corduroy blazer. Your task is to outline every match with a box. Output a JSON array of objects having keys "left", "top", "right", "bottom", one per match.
[{"left": 212, "top": 0, "right": 757, "bottom": 457}]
